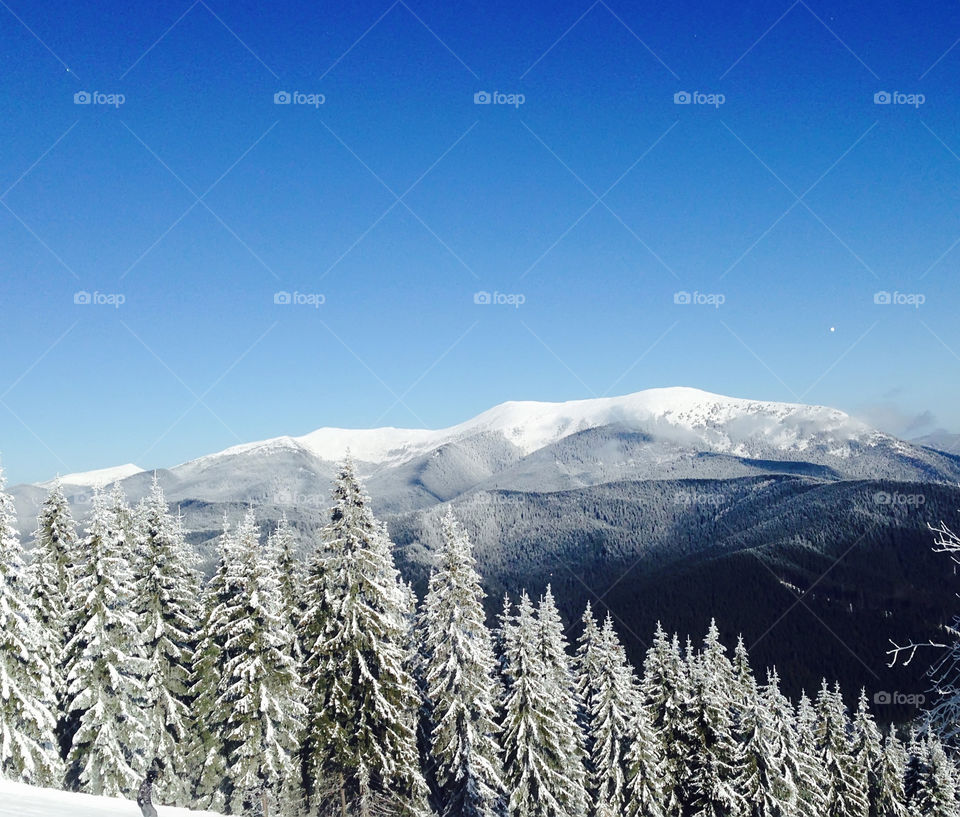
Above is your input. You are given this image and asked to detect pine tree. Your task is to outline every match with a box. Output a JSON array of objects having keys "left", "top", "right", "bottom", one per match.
[
  {"left": 640, "top": 624, "right": 693, "bottom": 817},
  {"left": 851, "top": 691, "right": 884, "bottom": 817},
  {"left": 189, "top": 517, "right": 241, "bottom": 812},
  {"left": 814, "top": 682, "right": 868, "bottom": 817},
  {"left": 421, "top": 509, "right": 505, "bottom": 817},
  {"left": 911, "top": 736, "right": 958, "bottom": 817},
  {"left": 795, "top": 692, "right": 828, "bottom": 817},
  {"left": 299, "top": 459, "right": 432, "bottom": 817},
  {"left": 581, "top": 614, "right": 638, "bottom": 817},
  {"left": 535, "top": 587, "right": 589, "bottom": 817},
  {"left": 873, "top": 730, "right": 908, "bottom": 817},
  {"left": 500, "top": 591, "right": 584, "bottom": 817},
  {"left": 219, "top": 509, "right": 307, "bottom": 815},
  {"left": 0, "top": 466, "right": 62, "bottom": 786},
  {"left": 681, "top": 622, "right": 746, "bottom": 817},
  {"left": 265, "top": 514, "right": 306, "bottom": 664},
  {"left": 28, "top": 479, "right": 77, "bottom": 700},
  {"left": 132, "top": 476, "right": 201, "bottom": 806},
  {"left": 62, "top": 486, "right": 146, "bottom": 797},
  {"left": 575, "top": 603, "right": 603, "bottom": 774},
  {"left": 623, "top": 701, "right": 664, "bottom": 817}
]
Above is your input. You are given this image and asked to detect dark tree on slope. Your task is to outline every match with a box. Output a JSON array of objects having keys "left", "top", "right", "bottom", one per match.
[
  {"left": 0, "top": 467, "right": 61, "bottom": 786},
  {"left": 62, "top": 486, "right": 147, "bottom": 797},
  {"left": 132, "top": 476, "right": 202, "bottom": 807},
  {"left": 420, "top": 509, "right": 506, "bottom": 817},
  {"left": 299, "top": 459, "right": 432, "bottom": 817}
]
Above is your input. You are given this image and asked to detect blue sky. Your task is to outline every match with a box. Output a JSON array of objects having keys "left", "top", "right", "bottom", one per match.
[{"left": 2, "top": 0, "right": 960, "bottom": 484}]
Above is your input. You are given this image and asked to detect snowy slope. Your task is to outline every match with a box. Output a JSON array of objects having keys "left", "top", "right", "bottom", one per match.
[
  {"left": 187, "top": 387, "right": 881, "bottom": 469},
  {"left": 41, "top": 463, "right": 145, "bottom": 488},
  {"left": 0, "top": 779, "right": 221, "bottom": 816}
]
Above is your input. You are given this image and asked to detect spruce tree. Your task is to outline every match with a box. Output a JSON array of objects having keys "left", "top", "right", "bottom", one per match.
[
  {"left": 535, "top": 587, "right": 589, "bottom": 817},
  {"left": 500, "top": 591, "right": 584, "bottom": 817},
  {"left": 421, "top": 509, "right": 505, "bottom": 817},
  {"left": 220, "top": 509, "right": 306, "bottom": 815},
  {"left": 795, "top": 692, "right": 828, "bottom": 817},
  {"left": 623, "top": 701, "right": 664, "bottom": 817},
  {"left": 189, "top": 517, "right": 241, "bottom": 812},
  {"left": 814, "top": 682, "right": 868, "bottom": 817},
  {"left": 0, "top": 466, "right": 62, "bottom": 786},
  {"left": 133, "top": 477, "right": 201, "bottom": 806},
  {"left": 851, "top": 690, "right": 884, "bottom": 817},
  {"left": 299, "top": 459, "right": 431, "bottom": 817},
  {"left": 873, "top": 730, "right": 908, "bottom": 817},
  {"left": 29, "top": 479, "right": 77, "bottom": 700},
  {"left": 911, "top": 736, "right": 958, "bottom": 817},
  {"left": 62, "top": 486, "right": 146, "bottom": 797},
  {"left": 681, "top": 622, "right": 745, "bottom": 817},
  {"left": 582, "top": 614, "right": 638, "bottom": 817},
  {"left": 265, "top": 514, "right": 306, "bottom": 664}
]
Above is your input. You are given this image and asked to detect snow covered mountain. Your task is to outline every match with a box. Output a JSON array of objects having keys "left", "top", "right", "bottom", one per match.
[{"left": 14, "top": 387, "right": 960, "bottom": 532}]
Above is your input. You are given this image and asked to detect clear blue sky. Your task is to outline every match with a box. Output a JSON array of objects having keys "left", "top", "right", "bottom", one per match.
[{"left": 2, "top": 0, "right": 960, "bottom": 484}]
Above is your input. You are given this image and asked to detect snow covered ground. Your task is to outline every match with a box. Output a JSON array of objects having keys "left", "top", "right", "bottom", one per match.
[{"left": 0, "top": 779, "right": 222, "bottom": 817}]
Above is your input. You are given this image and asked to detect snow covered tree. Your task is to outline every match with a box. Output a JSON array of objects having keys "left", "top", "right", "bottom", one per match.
[
  {"left": 299, "top": 459, "right": 432, "bottom": 817},
  {"left": 579, "top": 613, "right": 638, "bottom": 817},
  {"left": 535, "top": 588, "right": 589, "bottom": 817},
  {"left": 62, "top": 486, "right": 146, "bottom": 797},
  {"left": 851, "top": 691, "right": 885, "bottom": 817},
  {"left": 681, "top": 622, "right": 746, "bottom": 817},
  {"left": 795, "top": 692, "right": 828, "bottom": 817},
  {"left": 218, "top": 509, "right": 306, "bottom": 815},
  {"left": 265, "top": 514, "right": 306, "bottom": 663},
  {"left": 640, "top": 624, "right": 692, "bottom": 817},
  {"left": 575, "top": 603, "right": 603, "bottom": 765},
  {"left": 420, "top": 509, "right": 505, "bottom": 817},
  {"left": 499, "top": 591, "right": 586, "bottom": 817},
  {"left": 189, "top": 516, "right": 241, "bottom": 812},
  {"left": 28, "top": 479, "right": 78, "bottom": 696},
  {"left": 0, "top": 466, "right": 61, "bottom": 786},
  {"left": 623, "top": 700, "right": 664, "bottom": 817},
  {"left": 132, "top": 476, "right": 201, "bottom": 806},
  {"left": 814, "top": 682, "right": 868, "bottom": 817},
  {"left": 910, "top": 736, "right": 957, "bottom": 817},
  {"left": 872, "top": 730, "right": 908, "bottom": 817},
  {"left": 737, "top": 662, "right": 793, "bottom": 817}
]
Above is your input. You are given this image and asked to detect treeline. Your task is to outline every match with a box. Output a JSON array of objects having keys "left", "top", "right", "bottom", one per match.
[{"left": 0, "top": 460, "right": 957, "bottom": 817}]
